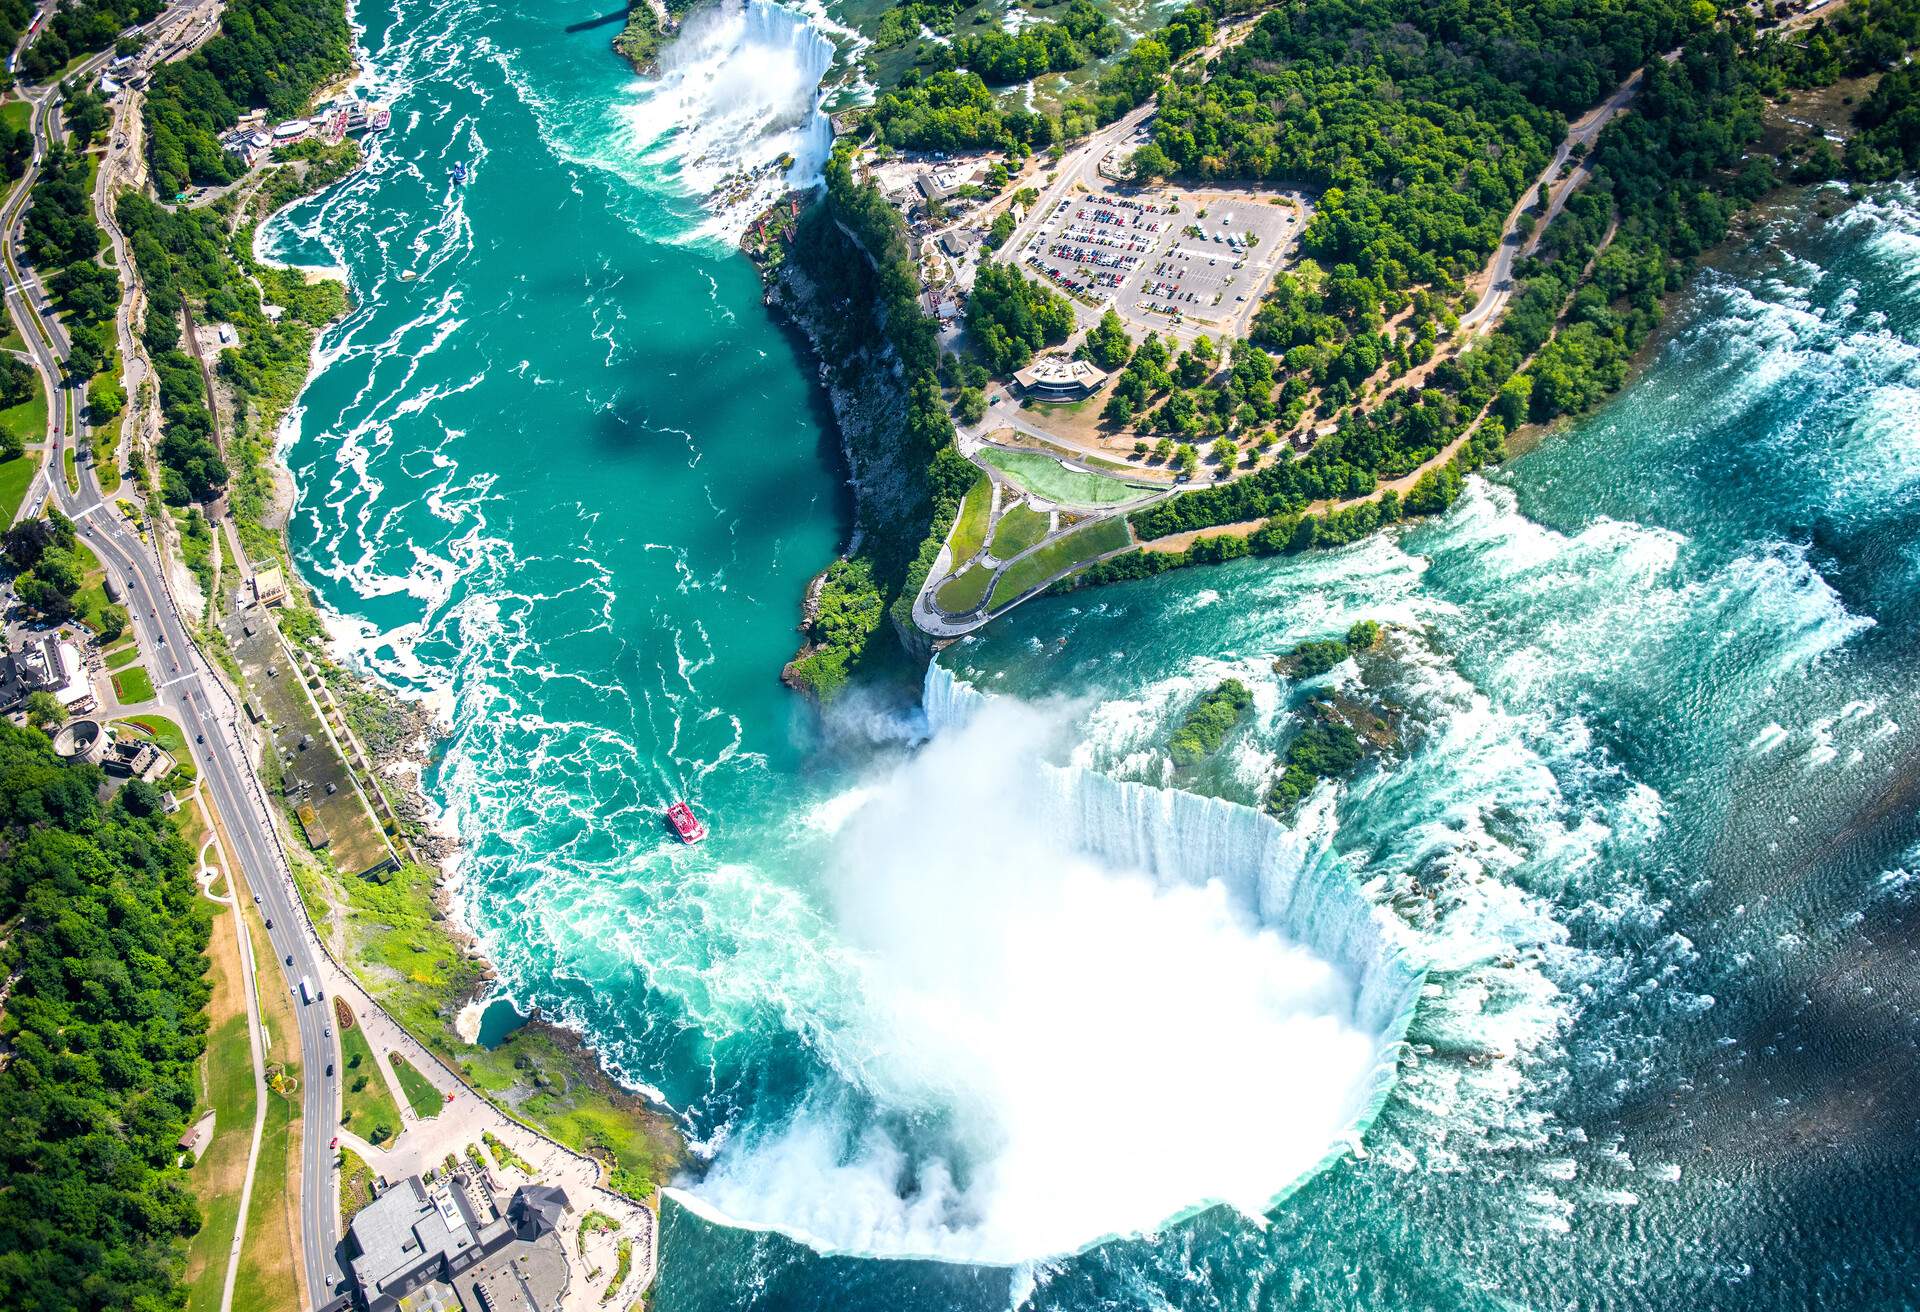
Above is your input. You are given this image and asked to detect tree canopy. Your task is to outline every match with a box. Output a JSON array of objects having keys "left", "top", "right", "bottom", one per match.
[{"left": 0, "top": 721, "right": 212, "bottom": 1311}]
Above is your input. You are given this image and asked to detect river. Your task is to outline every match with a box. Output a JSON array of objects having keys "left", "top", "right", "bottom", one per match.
[{"left": 264, "top": 0, "right": 1920, "bottom": 1306}]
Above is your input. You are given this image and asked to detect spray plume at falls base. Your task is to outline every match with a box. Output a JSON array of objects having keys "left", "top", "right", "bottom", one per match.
[
  {"left": 618, "top": 0, "right": 836, "bottom": 241},
  {"left": 677, "top": 664, "right": 1422, "bottom": 1265}
]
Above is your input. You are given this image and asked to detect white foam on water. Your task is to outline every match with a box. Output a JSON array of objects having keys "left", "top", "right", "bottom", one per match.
[{"left": 686, "top": 665, "right": 1423, "bottom": 1264}]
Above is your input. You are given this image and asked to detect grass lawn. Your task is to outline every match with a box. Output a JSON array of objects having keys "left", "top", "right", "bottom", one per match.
[
  {"left": 338, "top": 1018, "right": 402, "bottom": 1142},
  {"left": 0, "top": 374, "right": 48, "bottom": 450},
  {"left": 104, "top": 641, "right": 140, "bottom": 669},
  {"left": 340, "top": 1148, "right": 377, "bottom": 1223},
  {"left": 990, "top": 502, "right": 1052, "bottom": 560},
  {"left": 113, "top": 665, "right": 157, "bottom": 703},
  {"left": 947, "top": 470, "right": 992, "bottom": 564},
  {"left": 62, "top": 444, "right": 76, "bottom": 492},
  {"left": 231, "top": 902, "right": 301, "bottom": 1312},
  {"left": 989, "top": 517, "right": 1132, "bottom": 610},
  {"left": 934, "top": 563, "right": 993, "bottom": 614},
  {"left": 0, "top": 100, "right": 27, "bottom": 135},
  {"left": 389, "top": 1051, "right": 444, "bottom": 1119},
  {"left": 181, "top": 898, "right": 260, "bottom": 1312},
  {"left": 117, "top": 714, "right": 189, "bottom": 753},
  {"left": 0, "top": 451, "right": 35, "bottom": 526},
  {"left": 982, "top": 447, "right": 1158, "bottom": 507}
]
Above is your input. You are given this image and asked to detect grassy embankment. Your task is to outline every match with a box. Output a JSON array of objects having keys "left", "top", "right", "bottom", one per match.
[
  {"left": 947, "top": 470, "right": 991, "bottom": 562},
  {"left": 988, "top": 516, "right": 1131, "bottom": 609},
  {"left": 290, "top": 854, "right": 684, "bottom": 1200},
  {"left": 180, "top": 821, "right": 259, "bottom": 1312},
  {"left": 230, "top": 894, "right": 302, "bottom": 1312},
  {"left": 989, "top": 502, "right": 1052, "bottom": 559}
]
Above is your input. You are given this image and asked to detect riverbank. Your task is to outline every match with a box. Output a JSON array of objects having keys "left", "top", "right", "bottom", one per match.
[{"left": 207, "top": 123, "right": 691, "bottom": 1213}]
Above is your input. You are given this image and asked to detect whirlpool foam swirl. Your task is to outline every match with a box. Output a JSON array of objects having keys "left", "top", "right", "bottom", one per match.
[{"left": 674, "top": 663, "right": 1425, "bottom": 1265}]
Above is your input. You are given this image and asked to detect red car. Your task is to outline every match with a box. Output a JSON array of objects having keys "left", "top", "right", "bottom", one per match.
[{"left": 329, "top": 1136, "right": 339, "bottom": 1149}]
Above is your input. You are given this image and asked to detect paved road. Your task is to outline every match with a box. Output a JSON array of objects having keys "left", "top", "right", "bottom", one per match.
[
  {"left": 2, "top": 8, "right": 346, "bottom": 1306},
  {"left": 1459, "top": 68, "right": 1647, "bottom": 334}
]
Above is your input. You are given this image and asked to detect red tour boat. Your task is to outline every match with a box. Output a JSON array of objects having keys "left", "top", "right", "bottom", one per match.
[{"left": 665, "top": 800, "right": 707, "bottom": 844}]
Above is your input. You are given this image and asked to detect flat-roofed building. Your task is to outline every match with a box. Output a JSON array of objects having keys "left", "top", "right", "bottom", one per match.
[{"left": 1012, "top": 355, "right": 1108, "bottom": 401}]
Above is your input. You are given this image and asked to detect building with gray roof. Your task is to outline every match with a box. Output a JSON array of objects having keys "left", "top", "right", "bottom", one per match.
[{"left": 342, "top": 1174, "right": 571, "bottom": 1312}]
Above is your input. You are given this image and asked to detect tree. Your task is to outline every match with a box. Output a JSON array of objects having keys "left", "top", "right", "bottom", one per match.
[
  {"left": 1210, "top": 436, "right": 1238, "bottom": 467},
  {"left": 1128, "top": 141, "right": 1175, "bottom": 182},
  {"left": 953, "top": 386, "right": 988, "bottom": 425},
  {"left": 24, "top": 690, "right": 65, "bottom": 729},
  {"left": 1084, "top": 308, "right": 1133, "bottom": 370},
  {"left": 97, "top": 604, "right": 128, "bottom": 642}
]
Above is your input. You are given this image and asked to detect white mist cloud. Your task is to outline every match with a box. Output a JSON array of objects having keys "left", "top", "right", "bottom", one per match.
[
  {"left": 685, "top": 689, "right": 1403, "bottom": 1264},
  {"left": 616, "top": 0, "right": 835, "bottom": 239}
]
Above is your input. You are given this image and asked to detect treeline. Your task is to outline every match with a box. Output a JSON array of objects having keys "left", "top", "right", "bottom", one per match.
[
  {"left": 144, "top": 0, "right": 351, "bottom": 196},
  {"left": 940, "top": 0, "right": 1119, "bottom": 85},
  {"left": 0, "top": 721, "right": 211, "bottom": 1309},
  {"left": 118, "top": 186, "right": 346, "bottom": 511},
  {"left": 18, "top": 0, "right": 162, "bottom": 83},
  {"left": 867, "top": 0, "right": 1220, "bottom": 153},
  {"left": 23, "top": 142, "right": 120, "bottom": 383},
  {"left": 783, "top": 144, "right": 966, "bottom": 697}
]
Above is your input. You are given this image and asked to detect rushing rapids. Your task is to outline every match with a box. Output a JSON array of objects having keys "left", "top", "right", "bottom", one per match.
[{"left": 263, "top": 0, "right": 1920, "bottom": 1295}]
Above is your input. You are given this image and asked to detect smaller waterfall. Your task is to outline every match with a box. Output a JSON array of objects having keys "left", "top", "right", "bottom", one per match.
[{"left": 621, "top": 0, "right": 838, "bottom": 239}]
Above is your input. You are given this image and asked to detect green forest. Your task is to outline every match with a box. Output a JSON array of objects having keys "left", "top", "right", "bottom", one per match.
[
  {"left": 1046, "top": 0, "right": 1920, "bottom": 590},
  {"left": 0, "top": 721, "right": 211, "bottom": 1312},
  {"left": 143, "top": 0, "right": 352, "bottom": 195}
]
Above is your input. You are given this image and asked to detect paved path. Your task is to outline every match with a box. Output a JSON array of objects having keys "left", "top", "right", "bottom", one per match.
[{"left": 5, "top": 6, "right": 348, "bottom": 1303}]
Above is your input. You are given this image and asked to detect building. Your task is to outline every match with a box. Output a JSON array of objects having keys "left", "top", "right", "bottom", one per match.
[
  {"left": 917, "top": 162, "right": 982, "bottom": 203},
  {"left": 252, "top": 566, "right": 287, "bottom": 607},
  {"left": 1012, "top": 355, "right": 1109, "bottom": 401},
  {"left": 0, "top": 634, "right": 95, "bottom": 715},
  {"left": 342, "top": 1176, "right": 571, "bottom": 1312}
]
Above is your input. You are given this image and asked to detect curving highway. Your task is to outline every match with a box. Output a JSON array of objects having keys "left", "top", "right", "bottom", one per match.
[{"left": 2, "top": 8, "right": 344, "bottom": 1306}]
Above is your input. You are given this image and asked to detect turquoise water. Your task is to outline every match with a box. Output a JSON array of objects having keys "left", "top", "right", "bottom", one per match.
[{"left": 271, "top": 0, "right": 1920, "bottom": 1304}]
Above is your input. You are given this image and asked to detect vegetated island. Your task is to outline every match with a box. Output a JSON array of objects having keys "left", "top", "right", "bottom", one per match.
[
  {"left": 740, "top": 0, "right": 1920, "bottom": 700},
  {"left": 1169, "top": 677, "right": 1252, "bottom": 766},
  {"left": 1269, "top": 621, "right": 1397, "bottom": 815}
]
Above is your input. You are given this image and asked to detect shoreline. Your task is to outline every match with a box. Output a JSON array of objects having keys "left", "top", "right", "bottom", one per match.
[{"left": 229, "top": 81, "right": 692, "bottom": 1219}]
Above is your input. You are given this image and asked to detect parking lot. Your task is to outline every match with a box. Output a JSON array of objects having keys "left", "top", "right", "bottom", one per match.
[{"left": 1017, "top": 185, "right": 1308, "bottom": 344}]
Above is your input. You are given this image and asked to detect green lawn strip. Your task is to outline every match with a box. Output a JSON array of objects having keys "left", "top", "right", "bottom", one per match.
[
  {"left": 228, "top": 1090, "right": 295, "bottom": 1312},
  {"left": 61, "top": 445, "right": 76, "bottom": 492},
  {"left": 338, "top": 1021, "right": 402, "bottom": 1143},
  {"left": 112, "top": 665, "right": 157, "bottom": 703},
  {"left": 982, "top": 447, "right": 1157, "bottom": 507},
  {"left": 388, "top": 1051, "right": 444, "bottom": 1119},
  {"left": 0, "top": 451, "right": 36, "bottom": 526},
  {"left": 0, "top": 100, "right": 27, "bottom": 135},
  {"left": 934, "top": 562, "right": 993, "bottom": 614},
  {"left": 947, "top": 470, "right": 992, "bottom": 563},
  {"left": 181, "top": 1008, "right": 258, "bottom": 1312},
  {"left": 232, "top": 904, "right": 301, "bottom": 1312},
  {"left": 0, "top": 373, "right": 48, "bottom": 448},
  {"left": 989, "top": 502, "right": 1052, "bottom": 560},
  {"left": 989, "top": 517, "right": 1132, "bottom": 610},
  {"left": 116, "top": 713, "right": 188, "bottom": 754},
  {"left": 104, "top": 642, "right": 140, "bottom": 669}
]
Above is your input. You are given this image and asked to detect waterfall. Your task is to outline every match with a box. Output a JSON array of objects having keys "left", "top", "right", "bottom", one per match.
[
  {"left": 622, "top": 0, "right": 839, "bottom": 240},
  {"left": 924, "top": 661, "right": 1423, "bottom": 1035}
]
